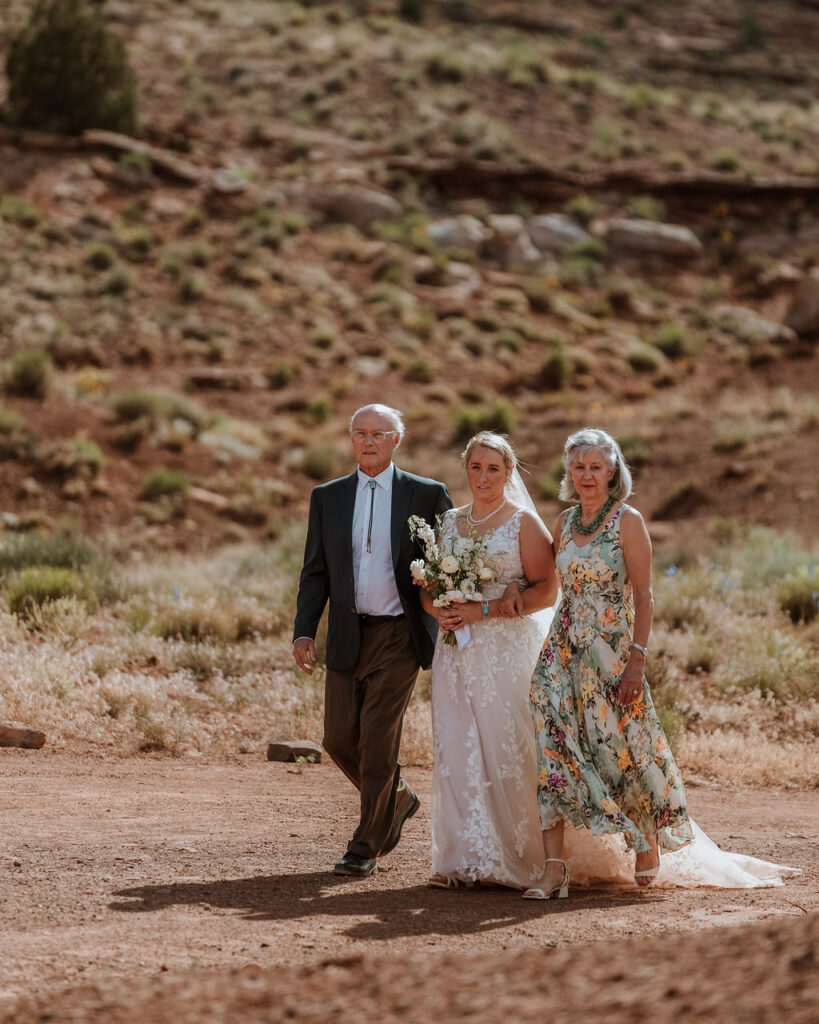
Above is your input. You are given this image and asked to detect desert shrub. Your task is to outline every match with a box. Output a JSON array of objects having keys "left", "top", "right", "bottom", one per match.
[
  {"left": 399, "top": 0, "right": 426, "bottom": 23},
  {"left": 652, "top": 321, "right": 688, "bottom": 358},
  {"left": 302, "top": 397, "right": 332, "bottom": 425},
  {"left": 0, "top": 195, "right": 43, "bottom": 228},
  {"left": 7, "top": 566, "right": 96, "bottom": 617},
  {"left": 776, "top": 572, "right": 818, "bottom": 624},
  {"left": 6, "top": 0, "right": 138, "bottom": 135},
  {"left": 35, "top": 437, "right": 104, "bottom": 479},
  {"left": 404, "top": 358, "right": 435, "bottom": 382},
  {"left": 424, "top": 51, "right": 466, "bottom": 83},
  {"left": 709, "top": 147, "right": 744, "bottom": 173},
  {"left": 539, "top": 345, "right": 571, "bottom": 390},
  {"left": 618, "top": 434, "right": 652, "bottom": 467},
  {"left": 0, "top": 406, "right": 23, "bottom": 435},
  {"left": 711, "top": 624, "right": 817, "bottom": 700},
  {"left": 6, "top": 348, "right": 50, "bottom": 398},
  {"left": 98, "top": 264, "right": 134, "bottom": 296},
  {"left": 140, "top": 468, "right": 189, "bottom": 501},
  {"left": 0, "top": 527, "right": 104, "bottom": 578},
  {"left": 625, "top": 342, "right": 664, "bottom": 373},
  {"left": 267, "top": 361, "right": 296, "bottom": 389},
  {"left": 454, "top": 400, "right": 515, "bottom": 440},
  {"left": 84, "top": 242, "right": 117, "bottom": 270},
  {"left": 111, "top": 389, "right": 211, "bottom": 435},
  {"left": 299, "top": 444, "right": 343, "bottom": 481},
  {"left": 628, "top": 195, "right": 666, "bottom": 221},
  {"left": 111, "top": 416, "right": 151, "bottom": 452}
]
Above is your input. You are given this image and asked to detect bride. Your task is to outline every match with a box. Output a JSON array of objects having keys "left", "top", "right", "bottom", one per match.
[
  {"left": 422, "top": 431, "right": 799, "bottom": 892},
  {"left": 420, "top": 431, "right": 557, "bottom": 889}
]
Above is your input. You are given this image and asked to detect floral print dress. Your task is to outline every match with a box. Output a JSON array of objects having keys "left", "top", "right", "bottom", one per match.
[{"left": 530, "top": 504, "right": 693, "bottom": 854}]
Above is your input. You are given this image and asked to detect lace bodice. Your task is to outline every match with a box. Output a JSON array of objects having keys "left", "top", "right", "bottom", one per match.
[{"left": 439, "top": 507, "right": 525, "bottom": 600}]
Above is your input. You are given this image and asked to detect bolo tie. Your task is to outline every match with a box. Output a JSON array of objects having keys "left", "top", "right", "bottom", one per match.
[{"left": 366, "top": 479, "right": 376, "bottom": 554}]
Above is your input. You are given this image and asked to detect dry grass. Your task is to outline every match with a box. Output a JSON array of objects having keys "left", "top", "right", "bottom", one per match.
[{"left": 0, "top": 525, "right": 815, "bottom": 784}]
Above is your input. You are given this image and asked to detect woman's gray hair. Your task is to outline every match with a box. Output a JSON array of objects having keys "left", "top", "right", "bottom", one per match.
[
  {"left": 349, "top": 404, "right": 405, "bottom": 438},
  {"left": 461, "top": 432, "right": 519, "bottom": 490},
  {"left": 558, "top": 427, "right": 632, "bottom": 502}
]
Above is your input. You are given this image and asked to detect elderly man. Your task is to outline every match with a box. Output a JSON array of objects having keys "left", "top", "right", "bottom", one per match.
[{"left": 293, "top": 404, "right": 452, "bottom": 877}]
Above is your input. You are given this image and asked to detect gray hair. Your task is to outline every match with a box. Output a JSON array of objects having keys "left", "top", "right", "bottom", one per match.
[
  {"left": 461, "top": 431, "right": 518, "bottom": 488},
  {"left": 349, "top": 404, "right": 405, "bottom": 438},
  {"left": 558, "top": 427, "right": 632, "bottom": 502}
]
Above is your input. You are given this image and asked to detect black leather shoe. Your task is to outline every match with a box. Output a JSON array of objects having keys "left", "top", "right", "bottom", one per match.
[
  {"left": 333, "top": 852, "right": 378, "bottom": 877},
  {"left": 380, "top": 792, "right": 420, "bottom": 856}
]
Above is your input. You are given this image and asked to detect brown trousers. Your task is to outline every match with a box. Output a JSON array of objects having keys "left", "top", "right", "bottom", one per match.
[{"left": 323, "top": 615, "right": 420, "bottom": 859}]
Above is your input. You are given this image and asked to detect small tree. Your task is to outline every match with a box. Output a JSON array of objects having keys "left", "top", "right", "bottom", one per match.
[{"left": 6, "top": 0, "right": 137, "bottom": 135}]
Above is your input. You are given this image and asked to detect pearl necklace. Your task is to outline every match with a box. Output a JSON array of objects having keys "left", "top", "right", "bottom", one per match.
[{"left": 467, "top": 498, "right": 506, "bottom": 526}]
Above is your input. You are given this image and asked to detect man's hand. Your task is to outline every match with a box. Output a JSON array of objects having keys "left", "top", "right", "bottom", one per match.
[
  {"left": 293, "top": 637, "right": 317, "bottom": 674},
  {"left": 497, "top": 581, "right": 525, "bottom": 618}
]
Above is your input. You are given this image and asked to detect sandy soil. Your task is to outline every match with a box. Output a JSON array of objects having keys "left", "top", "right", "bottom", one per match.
[{"left": 0, "top": 750, "right": 816, "bottom": 1022}]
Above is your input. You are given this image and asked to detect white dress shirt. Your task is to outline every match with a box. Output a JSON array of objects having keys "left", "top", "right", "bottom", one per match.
[{"left": 352, "top": 464, "right": 403, "bottom": 616}]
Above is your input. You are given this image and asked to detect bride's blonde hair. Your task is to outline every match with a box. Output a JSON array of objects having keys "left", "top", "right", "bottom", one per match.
[{"left": 461, "top": 431, "right": 518, "bottom": 485}]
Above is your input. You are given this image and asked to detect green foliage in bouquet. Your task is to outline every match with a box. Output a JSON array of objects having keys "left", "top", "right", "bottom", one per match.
[{"left": 6, "top": 0, "right": 137, "bottom": 135}]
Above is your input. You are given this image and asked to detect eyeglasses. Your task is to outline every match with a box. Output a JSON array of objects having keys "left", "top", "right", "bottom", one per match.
[{"left": 351, "top": 429, "right": 397, "bottom": 444}]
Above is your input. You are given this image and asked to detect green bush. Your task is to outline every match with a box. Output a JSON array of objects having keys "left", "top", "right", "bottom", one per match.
[
  {"left": 6, "top": 0, "right": 138, "bottom": 135},
  {"left": 776, "top": 573, "right": 818, "bottom": 624},
  {"left": 0, "top": 406, "right": 23, "bottom": 435},
  {"left": 299, "top": 444, "right": 342, "bottom": 481},
  {"left": 110, "top": 389, "right": 211, "bottom": 435},
  {"left": 399, "top": 0, "right": 426, "bottom": 21},
  {"left": 539, "top": 345, "right": 571, "bottom": 390},
  {"left": 6, "top": 348, "right": 50, "bottom": 398},
  {"left": 7, "top": 565, "right": 95, "bottom": 617},
  {"left": 140, "top": 468, "right": 189, "bottom": 501},
  {"left": 454, "top": 401, "right": 515, "bottom": 440},
  {"left": 0, "top": 527, "right": 104, "bottom": 578}
]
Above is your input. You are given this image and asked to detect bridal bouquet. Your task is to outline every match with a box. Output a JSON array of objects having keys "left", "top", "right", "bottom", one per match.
[{"left": 408, "top": 514, "right": 498, "bottom": 647}]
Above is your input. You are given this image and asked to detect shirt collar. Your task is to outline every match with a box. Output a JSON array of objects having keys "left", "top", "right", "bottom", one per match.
[{"left": 357, "top": 463, "right": 394, "bottom": 490}]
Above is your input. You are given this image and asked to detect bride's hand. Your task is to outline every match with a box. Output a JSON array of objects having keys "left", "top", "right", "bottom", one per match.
[{"left": 439, "top": 602, "right": 473, "bottom": 631}]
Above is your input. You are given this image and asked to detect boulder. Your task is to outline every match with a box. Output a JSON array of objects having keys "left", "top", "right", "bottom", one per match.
[
  {"left": 784, "top": 267, "right": 819, "bottom": 337},
  {"left": 712, "top": 304, "right": 797, "bottom": 345},
  {"left": 318, "top": 186, "right": 403, "bottom": 227},
  {"left": 602, "top": 218, "right": 703, "bottom": 260},
  {"left": 527, "top": 213, "right": 591, "bottom": 253},
  {"left": 0, "top": 721, "right": 46, "bottom": 749},
  {"left": 427, "top": 215, "right": 490, "bottom": 252},
  {"left": 485, "top": 214, "right": 542, "bottom": 266},
  {"left": 266, "top": 739, "right": 323, "bottom": 763}
]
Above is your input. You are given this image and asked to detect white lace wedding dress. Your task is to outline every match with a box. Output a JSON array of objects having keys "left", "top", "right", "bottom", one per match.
[
  {"left": 430, "top": 508, "right": 800, "bottom": 890},
  {"left": 431, "top": 508, "right": 553, "bottom": 888}
]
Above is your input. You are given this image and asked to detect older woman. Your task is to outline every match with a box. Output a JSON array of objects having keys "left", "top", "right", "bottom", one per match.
[{"left": 527, "top": 427, "right": 693, "bottom": 898}]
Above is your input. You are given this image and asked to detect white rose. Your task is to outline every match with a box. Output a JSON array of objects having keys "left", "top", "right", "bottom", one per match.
[
  {"left": 433, "top": 595, "right": 450, "bottom": 607},
  {"left": 441, "top": 555, "right": 459, "bottom": 574},
  {"left": 479, "top": 566, "right": 495, "bottom": 581},
  {"left": 447, "top": 590, "right": 464, "bottom": 603},
  {"left": 410, "top": 559, "right": 426, "bottom": 582}
]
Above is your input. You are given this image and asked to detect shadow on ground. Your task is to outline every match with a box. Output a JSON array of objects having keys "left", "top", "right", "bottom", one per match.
[{"left": 110, "top": 871, "right": 659, "bottom": 941}]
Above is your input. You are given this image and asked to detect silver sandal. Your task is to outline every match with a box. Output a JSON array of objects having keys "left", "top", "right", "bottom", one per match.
[{"left": 522, "top": 859, "right": 569, "bottom": 900}]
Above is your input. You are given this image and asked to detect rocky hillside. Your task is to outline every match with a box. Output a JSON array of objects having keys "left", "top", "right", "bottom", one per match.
[{"left": 0, "top": 0, "right": 817, "bottom": 551}]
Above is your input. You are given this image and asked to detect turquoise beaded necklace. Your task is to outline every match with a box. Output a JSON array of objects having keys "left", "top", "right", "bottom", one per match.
[{"left": 572, "top": 495, "right": 616, "bottom": 535}]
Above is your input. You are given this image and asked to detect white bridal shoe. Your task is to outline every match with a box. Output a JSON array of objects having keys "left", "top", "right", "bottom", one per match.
[{"left": 522, "top": 859, "right": 569, "bottom": 900}]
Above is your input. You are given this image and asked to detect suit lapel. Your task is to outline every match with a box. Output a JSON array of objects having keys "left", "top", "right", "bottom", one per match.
[
  {"left": 338, "top": 472, "right": 357, "bottom": 566},
  {"left": 390, "top": 466, "right": 411, "bottom": 569}
]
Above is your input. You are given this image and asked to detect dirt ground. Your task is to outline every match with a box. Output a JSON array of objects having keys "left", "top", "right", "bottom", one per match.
[{"left": 1, "top": 750, "right": 816, "bottom": 1023}]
